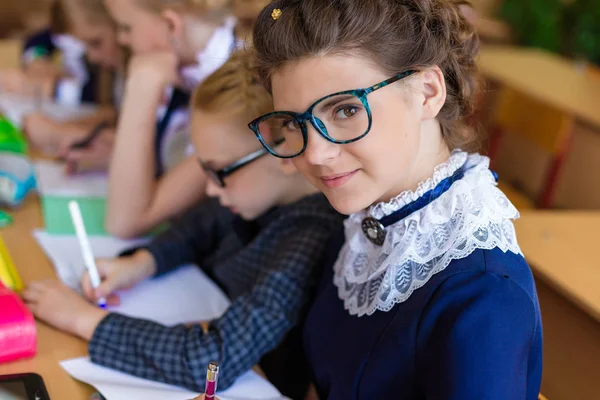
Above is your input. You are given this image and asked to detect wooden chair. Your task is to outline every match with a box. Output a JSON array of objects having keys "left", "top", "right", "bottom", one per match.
[
  {"left": 487, "top": 87, "right": 574, "bottom": 209},
  {"left": 539, "top": 394, "right": 548, "bottom": 400}
]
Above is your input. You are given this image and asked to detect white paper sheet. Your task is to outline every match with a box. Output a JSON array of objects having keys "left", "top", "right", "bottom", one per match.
[
  {"left": 0, "top": 93, "right": 97, "bottom": 128},
  {"left": 32, "top": 230, "right": 231, "bottom": 324},
  {"left": 33, "top": 230, "right": 145, "bottom": 291},
  {"left": 60, "top": 357, "right": 284, "bottom": 400},
  {"left": 34, "top": 160, "right": 108, "bottom": 198}
]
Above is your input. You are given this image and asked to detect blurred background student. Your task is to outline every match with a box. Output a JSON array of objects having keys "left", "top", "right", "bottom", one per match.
[
  {"left": 1, "top": 0, "right": 112, "bottom": 106},
  {"left": 103, "top": 0, "right": 244, "bottom": 238},
  {"left": 20, "top": 0, "right": 124, "bottom": 175}
]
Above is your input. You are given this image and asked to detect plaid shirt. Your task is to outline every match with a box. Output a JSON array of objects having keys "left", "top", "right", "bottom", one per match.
[{"left": 88, "top": 194, "right": 343, "bottom": 391}]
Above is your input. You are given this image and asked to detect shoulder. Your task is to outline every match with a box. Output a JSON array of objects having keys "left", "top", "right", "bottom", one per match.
[
  {"left": 433, "top": 248, "right": 538, "bottom": 309},
  {"left": 416, "top": 248, "right": 540, "bottom": 340},
  {"left": 257, "top": 197, "right": 344, "bottom": 265},
  {"left": 412, "top": 251, "right": 543, "bottom": 399},
  {"left": 270, "top": 194, "right": 345, "bottom": 233}
]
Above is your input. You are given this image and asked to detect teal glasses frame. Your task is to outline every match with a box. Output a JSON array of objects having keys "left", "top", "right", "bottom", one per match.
[{"left": 248, "top": 70, "right": 417, "bottom": 159}]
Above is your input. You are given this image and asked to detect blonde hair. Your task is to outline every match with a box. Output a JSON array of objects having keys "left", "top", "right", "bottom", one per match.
[{"left": 192, "top": 50, "right": 273, "bottom": 121}]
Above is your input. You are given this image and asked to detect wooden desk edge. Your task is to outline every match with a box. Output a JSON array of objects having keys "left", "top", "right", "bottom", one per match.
[{"left": 527, "top": 259, "right": 600, "bottom": 324}]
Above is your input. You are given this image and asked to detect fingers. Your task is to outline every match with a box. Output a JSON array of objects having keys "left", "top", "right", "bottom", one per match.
[
  {"left": 82, "top": 260, "right": 110, "bottom": 300},
  {"left": 92, "top": 259, "right": 123, "bottom": 299},
  {"left": 95, "top": 278, "right": 118, "bottom": 300},
  {"left": 22, "top": 280, "right": 57, "bottom": 309},
  {"left": 22, "top": 284, "right": 43, "bottom": 304},
  {"left": 81, "top": 271, "right": 96, "bottom": 301},
  {"left": 106, "top": 294, "right": 121, "bottom": 307},
  {"left": 82, "top": 269, "right": 121, "bottom": 306}
]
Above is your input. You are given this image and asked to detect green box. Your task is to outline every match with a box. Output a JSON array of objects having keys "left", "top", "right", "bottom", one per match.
[{"left": 41, "top": 196, "right": 108, "bottom": 235}]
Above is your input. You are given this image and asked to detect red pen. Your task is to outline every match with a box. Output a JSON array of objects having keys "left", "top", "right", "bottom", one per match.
[{"left": 204, "top": 361, "right": 219, "bottom": 399}]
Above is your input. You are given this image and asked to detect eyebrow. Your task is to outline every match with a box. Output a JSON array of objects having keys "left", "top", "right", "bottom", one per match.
[{"left": 316, "top": 94, "right": 356, "bottom": 113}]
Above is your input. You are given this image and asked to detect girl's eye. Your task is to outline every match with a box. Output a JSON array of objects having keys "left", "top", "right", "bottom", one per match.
[
  {"left": 283, "top": 119, "right": 300, "bottom": 131},
  {"left": 335, "top": 106, "right": 360, "bottom": 119}
]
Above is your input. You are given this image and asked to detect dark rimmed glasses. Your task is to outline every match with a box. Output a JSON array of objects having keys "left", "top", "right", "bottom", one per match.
[
  {"left": 198, "top": 147, "right": 270, "bottom": 188},
  {"left": 198, "top": 138, "right": 285, "bottom": 187},
  {"left": 248, "top": 70, "right": 417, "bottom": 159}
]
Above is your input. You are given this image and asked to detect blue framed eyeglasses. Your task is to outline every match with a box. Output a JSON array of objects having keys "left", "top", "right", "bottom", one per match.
[{"left": 248, "top": 70, "right": 417, "bottom": 159}]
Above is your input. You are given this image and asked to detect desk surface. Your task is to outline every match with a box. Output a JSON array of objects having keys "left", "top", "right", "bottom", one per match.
[
  {"left": 478, "top": 45, "right": 600, "bottom": 129},
  {"left": 0, "top": 195, "right": 93, "bottom": 399},
  {"left": 515, "top": 211, "right": 600, "bottom": 323}
]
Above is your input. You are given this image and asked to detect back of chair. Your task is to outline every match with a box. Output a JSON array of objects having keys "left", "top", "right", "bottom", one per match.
[
  {"left": 538, "top": 393, "right": 548, "bottom": 400},
  {"left": 493, "top": 87, "right": 572, "bottom": 156},
  {"left": 489, "top": 87, "right": 575, "bottom": 208}
]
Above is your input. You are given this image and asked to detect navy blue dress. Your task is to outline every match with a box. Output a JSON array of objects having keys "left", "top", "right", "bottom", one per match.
[{"left": 305, "top": 231, "right": 543, "bottom": 400}]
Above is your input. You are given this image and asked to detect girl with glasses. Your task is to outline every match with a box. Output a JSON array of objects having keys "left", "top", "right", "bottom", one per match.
[
  {"left": 23, "top": 51, "right": 342, "bottom": 400},
  {"left": 250, "top": 1, "right": 542, "bottom": 399}
]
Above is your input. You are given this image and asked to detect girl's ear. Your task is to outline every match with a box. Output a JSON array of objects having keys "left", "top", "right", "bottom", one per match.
[
  {"left": 278, "top": 158, "right": 298, "bottom": 175},
  {"left": 419, "top": 66, "right": 447, "bottom": 121},
  {"left": 161, "top": 9, "right": 185, "bottom": 47}
]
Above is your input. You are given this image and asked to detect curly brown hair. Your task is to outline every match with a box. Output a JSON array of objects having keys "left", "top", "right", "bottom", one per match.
[{"left": 252, "top": 0, "right": 482, "bottom": 151}]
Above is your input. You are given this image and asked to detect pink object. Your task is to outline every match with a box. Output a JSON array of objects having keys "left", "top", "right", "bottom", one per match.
[
  {"left": 0, "top": 282, "right": 37, "bottom": 363},
  {"left": 204, "top": 361, "right": 219, "bottom": 399}
]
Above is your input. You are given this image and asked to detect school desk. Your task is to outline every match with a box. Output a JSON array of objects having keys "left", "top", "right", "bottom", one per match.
[
  {"left": 0, "top": 194, "right": 94, "bottom": 399},
  {"left": 478, "top": 45, "right": 600, "bottom": 130},
  {"left": 515, "top": 211, "right": 600, "bottom": 400},
  {"left": 0, "top": 190, "right": 267, "bottom": 399}
]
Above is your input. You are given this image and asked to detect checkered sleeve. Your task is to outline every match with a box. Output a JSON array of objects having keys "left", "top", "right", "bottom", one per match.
[
  {"left": 88, "top": 221, "right": 333, "bottom": 391},
  {"left": 147, "top": 198, "right": 235, "bottom": 276}
]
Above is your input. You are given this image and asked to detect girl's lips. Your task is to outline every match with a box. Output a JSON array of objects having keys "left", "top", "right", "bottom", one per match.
[{"left": 320, "top": 170, "right": 358, "bottom": 188}]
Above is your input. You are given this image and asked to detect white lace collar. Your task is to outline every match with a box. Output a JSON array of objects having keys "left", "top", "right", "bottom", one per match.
[{"left": 333, "top": 151, "right": 522, "bottom": 317}]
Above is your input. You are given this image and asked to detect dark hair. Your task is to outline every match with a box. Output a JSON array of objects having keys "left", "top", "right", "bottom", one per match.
[{"left": 252, "top": 0, "right": 482, "bottom": 151}]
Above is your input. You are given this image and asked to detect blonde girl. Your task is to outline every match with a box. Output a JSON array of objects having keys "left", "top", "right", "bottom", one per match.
[
  {"left": 104, "top": 0, "right": 239, "bottom": 237},
  {"left": 24, "top": 51, "right": 340, "bottom": 399}
]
